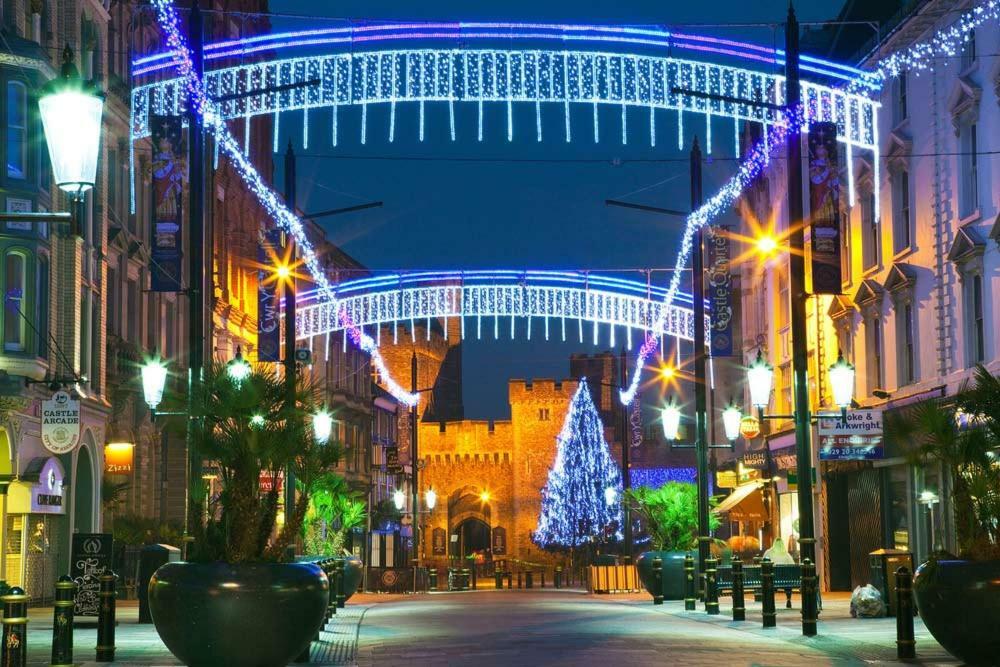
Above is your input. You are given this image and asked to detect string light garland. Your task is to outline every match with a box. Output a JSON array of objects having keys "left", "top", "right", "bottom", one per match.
[
  {"left": 150, "top": 0, "right": 419, "bottom": 406},
  {"left": 533, "top": 379, "right": 623, "bottom": 549}
]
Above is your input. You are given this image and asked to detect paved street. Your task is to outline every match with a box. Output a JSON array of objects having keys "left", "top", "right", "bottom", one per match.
[{"left": 15, "top": 591, "right": 958, "bottom": 666}]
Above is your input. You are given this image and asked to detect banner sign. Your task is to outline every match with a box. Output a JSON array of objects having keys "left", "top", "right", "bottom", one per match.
[
  {"left": 432, "top": 527, "right": 447, "bottom": 556},
  {"left": 257, "top": 229, "right": 283, "bottom": 362},
  {"left": 819, "top": 409, "right": 884, "bottom": 460},
  {"left": 808, "top": 122, "right": 843, "bottom": 294},
  {"left": 385, "top": 447, "right": 402, "bottom": 474},
  {"left": 741, "top": 450, "right": 768, "bottom": 469},
  {"left": 150, "top": 115, "right": 186, "bottom": 292},
  {"left": 71, "top": 533, "right": 113, "bottom": 617},
  {"left": 491, "top": 526, "right": 507, "bottom": 555},
  {"left": 41, "top": 390, "right": 80, "bottom": 454},
  {"left": 259, "top": 470, "right": 284, "bottom": 493},
  {"left": 706, "top": 225, "right": 734, "bottom": 356}
]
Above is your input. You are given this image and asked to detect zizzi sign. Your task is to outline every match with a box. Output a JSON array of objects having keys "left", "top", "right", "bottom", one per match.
[{"left": 41, "top": 391, "right": 80, "bottom": 454}]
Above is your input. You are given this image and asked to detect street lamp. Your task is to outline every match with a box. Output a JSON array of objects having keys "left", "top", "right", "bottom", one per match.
[
  {"left": 747, "top": 350, "right": 774, "bottom": 412},
  {"left": 424, "top": 488, "right": 437, "bottom": 511},
  {"left": 227, "top": 346, "right": 251, "bottom": 385},
  {"left": 250, "top": 413, "right": 266, "bottom": 428},
  {"left": 312, "top": 409, "right": 334, "bottom": 444},
  {"left": 722, "top": 403, "right": 743, "bottom": 442},
  {"left": 141, "top": 357, "right": 169, "bottom": 411},
  {"left": 393, "top": 489, "right": 406, "bottom": 512},
  {"left": 828, "top": 351, "right": 856, "bottom": 412},
  {"left": 39, "top": 45, "right": 104, "bottom": 205},
  {"left": 479, "top": 490, "right": 491, "bottom": 504},
  {"left": 918, "top": 490, "right": 941, "bottom": 554},
  {"left": 661, "top": 397, "right": 682, "bottom": 441}
]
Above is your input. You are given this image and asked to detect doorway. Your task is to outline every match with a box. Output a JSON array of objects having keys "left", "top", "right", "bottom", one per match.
[{"left": 456, "top": 518, "right": 491, "bottom": 561}]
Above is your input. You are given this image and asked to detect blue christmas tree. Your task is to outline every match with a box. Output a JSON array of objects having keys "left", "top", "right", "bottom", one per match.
[{"left": 533, "top": 378, "right": 623, "bottom": 549}]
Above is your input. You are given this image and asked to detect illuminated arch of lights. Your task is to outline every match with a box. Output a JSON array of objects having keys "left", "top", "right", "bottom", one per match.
[{"left": 294, "top": 270, "right": 704, "bottom": 347}]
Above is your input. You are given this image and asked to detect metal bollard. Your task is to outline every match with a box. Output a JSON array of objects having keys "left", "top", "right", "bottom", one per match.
[
  {"left": 517, "top": 571, "right": 523, "bottom": 589},
  {"left": 705, "top": 556, "right": 719, "bottom": 615},
  {"left": 555, "top": 566, "right": 562, "bottom": 589},
  {"left": 525, "top": 571, "right": 534, "bottom": 589},
  {"left": 334, "top": 560, "right": 346, "bottom": 608},
  {"left": 495, "top": 570, "right": 503, "bottom": 589},
  {"left": 506, "top": 571, "right": 513, "bottom": 589},
  {"left": 652, "top": 557, "right": 664, "bottom": 605},
  {"left": 541, "top": 570, "right": 546, "bottom": 588},
  {"left": 470, "top": 566, "right": 477, "bottom": 590},
  {"left": 51, "top": 575, "right": 76, "bottom": 667},
  {"left": 761, "top": 558, "right": 776, "bottom": 629},
  {"left": 895, "top": 567, "right": 916, "bottom": 660},
  {"left": 683, "top": 553, "right": 696, "bottom": 611},
  {"left": 2, "top": 586, "right": 27, "bottom": 667},
  {"left": 731, "top": 557, "right": 745, "bottom": 622},
  {"left": 96, "top": 572, "right": 117, "bottom": 662},
  {"left": 801, "top": 558, "right": 818, "bottom": 637},
  {"left": 429, "top": 567, "right": 438, "bottom": 591}
]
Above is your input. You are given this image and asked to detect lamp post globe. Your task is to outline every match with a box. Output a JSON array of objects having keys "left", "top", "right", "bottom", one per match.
[
  {"left": 722, "top": 403, "right": 742, "bottom": 442},
  {"left": 604, "top": 486, "right": 617, "bottom": 507},
  {"left": 39, "top": 45, "right": 104, "bottom": 197},
  {"left": 312, "top": 409, "right": 333, "bottom": 444},
  {"left": 424, "top": 488, "right": 437, "bottom": 511},
  {"left": 226, "top": 346, "right": 251, "bottom": 384},
  {"left": 141, "top": 357, "right": 168, "bottom": 411},
  {"left": 747, "top": 349, "right": 774, "bottom": 410},
  {"left": 661, "top": 397, "right": 681, "bottom": 441},
  {"left": 828, "top": 351, "right": 856, "bottom": 410},
  {"left": 393, "top": 489, "right": 406, "bottom": 511}
]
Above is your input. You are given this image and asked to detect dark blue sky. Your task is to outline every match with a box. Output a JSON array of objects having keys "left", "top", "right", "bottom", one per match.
[{"left": 268, "top": 0, "right": 847, "bottom": 418}]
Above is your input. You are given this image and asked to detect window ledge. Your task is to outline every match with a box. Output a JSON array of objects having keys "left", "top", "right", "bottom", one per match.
[
  {"left": 861, "top": 263, "right": 882, "bottom": 278},
  {"left": 959, "top": 209, "right": 982, "bottom": 226},
  {"left": 892, "top": 246, "right": 916, "bottom": 262}
]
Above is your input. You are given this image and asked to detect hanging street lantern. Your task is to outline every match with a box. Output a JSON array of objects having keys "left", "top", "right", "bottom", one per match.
[
  {"left": 141, "top": 357, "right": 168, "bottom": 411},
  {"left": 424, "top": 488, "right": 437, "bottom": 511},
  {"left": 393, "top": 489, "right": 406, "bottom": 511},
  {"left": 312, "top": 409, "right": 334, "bottom": 444},
  {"left": 828, "top": 351, "right": 856, "bottom": 411},
  {"left": 226, "top": 347, "right": 252, "bottom": 385},
  {"left": 722, "top": 403, "right": 743, "bottom": 442},
  {"left": 661, "top": 397, "right": 682, "bottom": 441},
  {"left": 746, "top": 349, "right": 774, "bottom": 411}
]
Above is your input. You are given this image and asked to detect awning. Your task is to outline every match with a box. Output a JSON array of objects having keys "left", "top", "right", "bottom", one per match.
[{"left": 712, "top": 481, "right": 766, "bottom": 521}]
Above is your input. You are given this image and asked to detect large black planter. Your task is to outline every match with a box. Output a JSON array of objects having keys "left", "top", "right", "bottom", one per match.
[
  {"left": 334, "top": 554, "right": 363, "bottom": 602},
  {"left": 149, "top": 562, "right": 328, "bottom": 667},
  {"left": 636, "top": 551, "right": 688, "bottom": 601},
  {"left": 913, "top": 558, "right": 1000, "bottom": 665}
]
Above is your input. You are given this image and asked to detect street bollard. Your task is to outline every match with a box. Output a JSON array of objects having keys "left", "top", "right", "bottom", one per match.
[
  {"left": 334, "top": 560, "right": 346, "bottom": 608},
  {"left": 731, "top": 557, "right": 746, "bottom": 622},
  {"left": 555, "top": 566, "right": 563, "bottom": 589},
  {"left": 506, "top": 571, "right": 513, "bottom": 589},
  {"left": 652, "top": 557, "right": 664, "bottom": 605},
  {"left": 683, "top": 553, "right": 696, "bottom": 611},
  {"left": 761, "top": 558, "right": 776, "bottom": 629},
  {"left": 470, "top": 566, "right": 477, "bottom": 590},
  {"left": 51, "top": 575, "right": 76, "bottom": 667},
  {"left": 96, "top": 572, "right": 117, "bottom": 662},
  {"left": 801, "top": 558, "right": 818, "bottom": 637},
  {"left": 541, "top": 570, "right": 546, "bottom": 588},
  {"left": 525, "top": 571, "right": 534, "bottom": 589},
  {"left": 705, "top": 556, "right": 719, "bottom": 615},
  {"left": 495, "top": 570, "right": 503, "bottom": 589},
  {"left": 517, "top": 571, "right": 523, "bottom": 589},
  {"left": 896, "top": 567, "right": 916, "bottom": 660},
  {"left": 429, "top": 567, "right": 438, "bottom": 592},
  {"left": 2, "top": 586, "right": 27, "bottom": 667}
]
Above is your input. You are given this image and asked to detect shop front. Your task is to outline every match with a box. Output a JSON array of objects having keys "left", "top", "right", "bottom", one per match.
[{"left": 4, "top": 456, "right": 65, "bottom": 602}]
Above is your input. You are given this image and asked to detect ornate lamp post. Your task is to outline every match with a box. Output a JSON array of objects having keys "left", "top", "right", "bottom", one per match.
[{"left": 661, "top": 398, "right": 682, "bottom": 441}]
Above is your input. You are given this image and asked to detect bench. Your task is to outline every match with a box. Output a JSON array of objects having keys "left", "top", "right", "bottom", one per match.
[{"left": 716, "top": 564, "right": 802, "bottom": 609}]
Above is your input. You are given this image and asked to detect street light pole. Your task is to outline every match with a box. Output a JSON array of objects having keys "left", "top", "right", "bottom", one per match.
[
  {"left": 785, "top": 5, "right": 816, "bottom": 571},
  {"left": 283, "top": 141, "right": 298, "bottom": 529},
  {"left": 184, "top": 0, "right": 206, "bottom": 555},
  {"left": 411, "top": 351, "right": 420, "bottom": 591},
  {"left": 690, "top": 139, "right": 711, "bottom": 588},
  {"left": 618, "top": 349, "right": 632, "bottom": 562}
]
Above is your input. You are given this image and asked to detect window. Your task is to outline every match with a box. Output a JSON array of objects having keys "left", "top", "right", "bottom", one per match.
[
  {"left": 961, "top": 29, "right": 977, "bottom": 70},
  {"left": 146, "top": 289, "right": 157, "bottom": 351},
  {"left": 867, "top": 315, "right": 883, "bottom": 393},
  {"left": 538, "top": 408, "right": 550, "bottom": 421},
  {"left": 107, "top": 148, "right": 119, "bottom": 221},
  {"left": 840, "top": 203, "right": 851, "bottom": 285},
  {"left": 968, "top": 274, "right": 985, "bottom": 365},
  {"left": 127, "top": 279, "right": 139, "bottom": 343},
  {"left": 3, "top": 253, "right": 25, "bottom": 352},
  {"left": 959, "top": 123, "right": 979, "bottom": 218},
  {"left": 6, "top": 82, "right": 27, "bottom": 179},
  {"left": 90, "top": 295, "right": 101, "bottom": 394},
  {"left": 861, "top": 191, "right": 879, "bottom": 269},
  {"left": 107, "top": 266, "right": 118, "bottom": 337},
  {"left": 164, "top": 302, "right": 176, "bottom": 359},
  {"left": 897, "top": 302, "right": 916, "bottom": 386},
  {"left": 892, "top": 170, "right": 911, "bottom": 252},
  {"left": 893, "top": 75, "right": 907, "bottom": 125},
  {"left": 37, "top": 255, "right": 48, "bottom": 359},
  {"left": 80, "top": 289, "right": 91, "bottom": 382}
]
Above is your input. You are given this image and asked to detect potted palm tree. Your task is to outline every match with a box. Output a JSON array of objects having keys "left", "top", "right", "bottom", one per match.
[
  {"left": 628, "top": 482, "right": 720, "bottom": 600},
  {"left": 148, "top": 363, "right": 341, "bottom": 667},
  {"left": 302, "top": 474, "right": 366, "bottom": 601},
  {"left": 889, "top": 366, "right": 1000, "bottom": 664}
]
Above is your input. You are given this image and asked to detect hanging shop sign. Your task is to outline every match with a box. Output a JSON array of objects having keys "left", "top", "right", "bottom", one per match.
[
  {"left": 739, "top": 415, "right": 761, "bottom": 440},
  {"left": 257, "top": 229, "right": 283, "bottom": 362},
  {"left": 716, "top": 471, "right": 738, "bottom": 489},
  {"left": 41, "top": 391, "right": 80, "bottom": 454},
  {"left": 706, "top": 225, "right": 734, "bottom": 356},
  {"left": 491, "top": 526, "right": 507, "bottom": 555},
  {"left": 741, "top": 450, "right": 768, "bottom": 470},
  {"left": 385, "top": 447, "right": 403, "bottom": 474},
  {"left": 104, "top": 442, "right": 135, "bottom": 474},
  {"left": 149, "top": 115, "right": 186, "bottom": 292},
  {"left": 71, "top": 533, "right": 114, "bottom": 617},
  {"left": 259, "top": 470, "right": 283, "bottom": 493},
  {"left": 807, "top": 122, "right": 843, "bottom": 295}
]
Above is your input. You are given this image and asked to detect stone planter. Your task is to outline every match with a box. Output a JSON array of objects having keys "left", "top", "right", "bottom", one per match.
[
  {"left": 913, "top": 557, "right": 1000, "bottom": 665},
  {"left": 335, "top": 554, "right": 363, "bottom": 602},
  {"left": 149, "top": 561, "right": 328, "bottom": 667},
  {"left": 635, "top": 551, "right": 689, "bottom": 600}
]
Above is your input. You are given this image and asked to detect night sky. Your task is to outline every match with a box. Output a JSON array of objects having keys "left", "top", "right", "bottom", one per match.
[{"left": 267, "top": 0, "right": 848, "bottom": 419}]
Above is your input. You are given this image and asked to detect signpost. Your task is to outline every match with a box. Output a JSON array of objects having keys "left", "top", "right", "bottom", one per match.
[
  {"left": 818, "top": 409, "right": 883, "bottom": 460},
  {"left": 41, "top": 390, "right": 80, "bottom": 454}
]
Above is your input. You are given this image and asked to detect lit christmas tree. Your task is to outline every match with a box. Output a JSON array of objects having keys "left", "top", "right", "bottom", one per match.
[{"left": 534, "top": 378, "right": 623, "bottom": 549}]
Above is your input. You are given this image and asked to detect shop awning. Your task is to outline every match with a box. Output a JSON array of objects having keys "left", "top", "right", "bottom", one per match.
[{"left": 712, "top": 481, "right": 766, "bottom": 521}]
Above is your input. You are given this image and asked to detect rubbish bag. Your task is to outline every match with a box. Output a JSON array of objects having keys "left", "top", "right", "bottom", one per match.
[{"left": 850, "top": 584, "right": 885, "bottom": 618}]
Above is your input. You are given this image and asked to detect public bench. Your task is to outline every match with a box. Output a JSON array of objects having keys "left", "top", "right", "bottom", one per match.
[{"left": 716, "top": 563, "right": 802, "bottom": 608}]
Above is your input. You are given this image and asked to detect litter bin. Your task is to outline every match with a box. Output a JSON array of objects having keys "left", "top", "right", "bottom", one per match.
[
  {"left": 869, "top": 549, "right": 914, "bottom": 617},
  {"left": 138, "top": 544, "right": 181, "bottom": 623}
]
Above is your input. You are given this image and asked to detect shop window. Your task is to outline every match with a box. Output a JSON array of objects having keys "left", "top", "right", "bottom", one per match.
[
  {"left": 6, "top": 81, "right": 27, "bottom": 180},
  {"left": 3, "top": 252, "right": 26, "bottom": 352},
  {"left": 866, "top": 315, "right": 883, "bottom": 393},
  {"left": 896, "top": 302, "right": 916, "bottom": 386},
  {"left": 966, "top": 273, "right": 986, "bottom": 365}
]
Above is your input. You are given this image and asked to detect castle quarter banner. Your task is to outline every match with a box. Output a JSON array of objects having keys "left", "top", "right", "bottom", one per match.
[
  {"left": 707, "top": 225, "right": 733, "bottom": 356},
  {"left": 808, "top": 122, "right": 843, "bottom": 295},
  {"left": 258, "top": 229, "right": 283, "bottom": 362},
  {"left": 150, "top": 115, "right": 186, "bottom": 292}
]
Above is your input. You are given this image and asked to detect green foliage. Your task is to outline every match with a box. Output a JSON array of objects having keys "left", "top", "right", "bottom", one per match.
[
  {"left": 370, "top": 499, "right": 402, "bottom": 530},
  {"left": 302, "top": 473, "right": 367, "bottom": 555},
  {"left": 112, "top": 514, "right": 184, "bottom": 547},
  {"left": 184, "top": 363, "right": 343, "bottom": 564},
  {"left": 886, "top": 365, "right": 1000, "bottom": 560},
  {"left": 626, "top": 482, "right": 719, "bottom": 552},
  {"left": 101, "top": 478, "right": 131, "bottom": 513}
]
